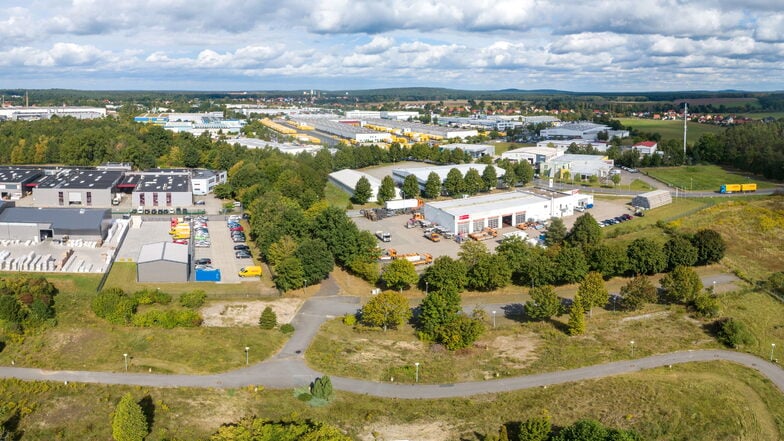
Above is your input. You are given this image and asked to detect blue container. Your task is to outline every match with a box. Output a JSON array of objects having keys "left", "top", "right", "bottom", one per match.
[
  {"left": 195, "top": 268, "right": 221, "bottom": 282},
  {"left": 586, "top": 203, "right": 594, "bottom": 209}
]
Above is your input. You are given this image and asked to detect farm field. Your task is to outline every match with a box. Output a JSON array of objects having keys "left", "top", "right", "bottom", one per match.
[
  {"left": 643, "top": 165, "right": 777, "bottom": 191},
  {"left": 617, "top": 117, "right": 725, "bottom": 142}
]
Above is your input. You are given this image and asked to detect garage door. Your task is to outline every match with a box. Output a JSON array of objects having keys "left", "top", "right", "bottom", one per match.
[
  {"left": 68, "top": 192, "right": 82, "bottom": 204},
  {"left": 472, "top": 219, "right": 484, "bottom": 231}
]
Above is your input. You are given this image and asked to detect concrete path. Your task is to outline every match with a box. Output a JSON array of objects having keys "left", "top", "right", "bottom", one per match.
[{"left": 0, "top": 273, "right": 780, "bottom": 399}]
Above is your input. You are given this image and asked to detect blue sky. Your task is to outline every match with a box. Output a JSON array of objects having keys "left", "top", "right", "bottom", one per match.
[{"left": 2, "top": 0, "right": 783, "bottom": 92}]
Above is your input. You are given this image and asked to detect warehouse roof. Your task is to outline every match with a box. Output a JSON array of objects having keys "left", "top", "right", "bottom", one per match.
[
  {"left": 134, "top": 173, "right": 191, "bottom": 193},
  {"left": 0, "top": 207, "right": 108, "bottom": 230},
  {"left": 138, "top": 242, "right": 189, "bottom": 264},
  {"left": 393, "top": 163, "right": 505, "bottom": 183},
  {"left": 439, "top": 143, "right": 494, "bottom": 153},
  {"left": 34, "top": 169, "right": 123, "bottom": 190},
  {"left": 427, "top": 191, "right": 549, "bottom": 217},
  {"left": 0, "top": 167, "right": 43, "bottom": 183}
]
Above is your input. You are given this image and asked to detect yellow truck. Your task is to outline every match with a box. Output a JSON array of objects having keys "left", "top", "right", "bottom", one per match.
[{"left": 238, "top": 266, "right": 262, "bottom": 277}]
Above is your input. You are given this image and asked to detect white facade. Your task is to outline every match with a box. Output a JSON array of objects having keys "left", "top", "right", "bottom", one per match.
[
  {"left": 392, "top": 163, "right": 505, "bottom": 188},
  {"left": 501, "top": 147, "right": 562, "bottom": 165},
  {"left": 540, "top": 122, "right": 610, "bottom": 140},
  {"left": 328, "top": 169, "right": 400, "bottom": 203},
  {"left": 423, "top": 190, "right": 594, "bottom": 235},
  {"left": 536, "top": 140, "right": 610, "bottom": 152},
  {"left": 191, "top": 170, "right": 227, "bottom": 195},
  {"left": 0, "top": 106, "right": 106, "bottom": 121},
  {"left": 541, "top": 154, "right": 614, "bottom": 179},
  {"left": 439, "top": 143, "right": 495, "bottom": 158}
]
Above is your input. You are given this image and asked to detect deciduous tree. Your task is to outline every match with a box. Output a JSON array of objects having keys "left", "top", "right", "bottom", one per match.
[
  {"left": 402, "top": 174, "right": 421, "bottom": 199},
  {"left": 619, "top": 275, "right": 657, "bottom": 311},
  {"left": 525, "top": 285, "right": 561, "bottom": 320},
  {"left": 352, "top": 176, "right": 372, "bottom": 204},
  {"left": 544, "top": 217, "right": 567, "bottom": 246},
  {"left": 467, "top": 254, "right": 512, "bottom": 291},
  {"left": 361, "top": 290, "right": 411, "bottom": 331},
  {"left": 660, "top": 265, "right": 703, "bottom": 304},
  {"left": 567, "top": 213, "right": 602, "bottom": 247},
  {"left": 481, "top": 165, "right": 498, "bottom": 191},
  {"left": 577, "top": 272, "right": 609, "bottom": 317},
  {"left": 568, "top": 297, "right": 586, "bottom": 336},
  {"left": 691, "top": 229, "right": 726, "bottom": 265},
  {"left": 424, "top": 171, "right": 442, "bottom": 198},
  {"left": 421, "top": 256, "right": 468, "bottom": 293},
  {"left": 377, "top": 175, "right": 397, "bottom": 203},
  {"left": 443, "top": 168, "right": 465, "bottom": 196},
  {"left": 381, "top": 259, "right": 419, "bottom": 290},
  {"left": 626, "top": 238, "right": 666, "bottom": 275},
  {"left": 112, "top": 393, "right": 148, "bottom": 441},
  {"left": 463, "top": 168, "right": 484, "bottom": 195},
  {"left": 663, "top": 235, "right": 698, "bottom": 270}
]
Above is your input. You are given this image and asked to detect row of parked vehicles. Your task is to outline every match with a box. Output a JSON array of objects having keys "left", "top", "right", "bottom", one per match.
[
  {"left": 599, "top": 213, "right": 635, "bottom": 227},
  {"left": 228, "top": 215, "right": 251, "bottom": 259}
]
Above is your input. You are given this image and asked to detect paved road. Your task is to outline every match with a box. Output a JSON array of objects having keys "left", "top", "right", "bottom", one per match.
[{"left": 0, "top": 273, "right": 781, "bottom": 399}]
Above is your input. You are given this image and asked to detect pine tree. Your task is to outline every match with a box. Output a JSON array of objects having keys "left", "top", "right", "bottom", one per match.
[
  {"left": 259, "top": 306, "right": 277, "bottom": 330},
  {"left": 111, "top": 393, "right": 148, "bottom": 441},
  {"left": 311, "top": 375, "right": 334, "bottom": 401},
  {"left": 568, "top": 297, "right": 586, "bottom": 336}
]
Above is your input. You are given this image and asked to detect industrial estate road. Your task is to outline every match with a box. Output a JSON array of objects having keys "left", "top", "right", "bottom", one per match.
[{"left": 0, "top": 274, "right": 781, "bottom": 399}]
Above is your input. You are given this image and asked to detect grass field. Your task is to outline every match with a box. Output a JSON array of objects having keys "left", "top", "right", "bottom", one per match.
[
  {"left": 617, "top": 118, "right": 725, "bottom": 142},
  {"left": 643, "top": 165, "right": 777, "bottom": 191},
  {"left": 325, "top": 181, "right": 352, "bottom": 208},
  {"left": 2, "top": 361, "right": 782, "bottom": 440},
  {"left": 490, "top": 141, "right": 533, "bottom": 156}
]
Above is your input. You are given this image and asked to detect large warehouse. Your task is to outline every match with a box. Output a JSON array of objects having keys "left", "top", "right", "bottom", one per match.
[
  {"left": 392, "top": 164, "right": 505, "bottom": 189},
  {"left": 0, "top": 167, "right": 43, "bottom": 200},
  {"left": 31, "top": 169, "right": 123, "bottom": 207},
  {"left": 0, "top": 202, "right": 112, "bottom": 241},
  {"left": 130, "top": 172, "right": 193, "bottom": 209},
  {"left": 137, "top": 242, "right": 190, "bottom": 282},
  {"left": 423, "top": 190, "right": 594, "bottom": 235},
  {"left": 328, "top": 169, "right": 401, "bottom": 203}
]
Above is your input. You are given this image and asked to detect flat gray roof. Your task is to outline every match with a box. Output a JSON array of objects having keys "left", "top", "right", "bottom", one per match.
[
  {"left": 0, "top": 207, "right": 108, "bottom": 231},
  {"left": 427, "top": 191, "right": 549, "bottom": 216},
  {"left": 0, "top": 167, "right": 43, "bottom": 184},
  {"left": 138, "top": 241, "right": 189, "bottom": 264},
  {"left": 34, "top": 169, "right": 123, "bottom": 190},
  {"left": 134, "top": 173, "right": 191, "bottom": 193}
]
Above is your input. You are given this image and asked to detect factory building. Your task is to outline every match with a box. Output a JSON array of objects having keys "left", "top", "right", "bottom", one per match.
[
  {"left": 0, "top": 167, "right": 43, "bottom": 200},
  {"left": 501, "top": 147, "right": 563, "bottom": 166},
  {"left": 344, "top": 110, "right": 420, "bottom": 120},
  {"left": 233, "top": 137, "right": 323, "bottom": 155},
  {"left": 423, "top": 190, "right": 594, "bottom": 235},
  {"left": 135, "top": 112, "right": 245, "bottom": 136},
  {"left": 328, "top": 169, "right": 400, "bottom": 203},
  {"left": 191, "top": 169, "right": 227, "bottom": 195},
  {"left": 392, "top": 164, "right": 505, "bottom": 189},
  {"left": 292, "top": 117, "right": 392, "bottom": 143},
  {"left": 31, "top": 169, "right": 123, "bottom": 207},
  {"left": 439, "top": 143, "right": 495, "bottom": 158},
  {"left": 541, "top": 154, "right": 614, "bottom": 179},
  {"left": 137, "top": 242, "right": 190, "bottom": 283},
  {"left": 0, "top": 106, "right": 106, "bottom": 121},
  {"left": 363, "top": 118, "right": 478, "bottom": 141},
  {"left": 536, "top": 140, "right": 609, "bottom": 152},
  {"left": 130, "top": 171, "right": 192, "bottom": 209},
  {"left": 438, "top": 116, "right": 525, "bottom": 131},
  {"left": 541, "top": 122, "right": 629, "bottom": 141},
  {"left": 0, "top": 202, "right": 112, "bottom": 241}
]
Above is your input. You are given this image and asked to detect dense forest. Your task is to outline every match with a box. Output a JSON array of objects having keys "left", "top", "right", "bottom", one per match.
[{"left": 691, "top": 120, "right": 784, "bottom": 179}]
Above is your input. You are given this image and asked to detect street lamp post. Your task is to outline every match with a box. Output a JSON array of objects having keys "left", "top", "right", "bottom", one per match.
[
  {"left": 123, "top": 353, "right": 128, "bottom": 372},
  {"left": 771, "top": 343, "right": 776, "bottom": 362},
  {"left": 414, "top": 362, "right": 420, "bottom": 383},
  {"left": 302, "top": 280, "right": 307, "bottom": 297},
  {"left": 245, "top": 346, "right": 250, "bottom": 366},
  {"left": 425, "top": 281, "right": 428, "bottom": 295},
  {"left": 492, "top": 310, "right": 497, "bottom": 329},
  {"left": 630, "top": 341, "right": 635, "bottom": 358}
]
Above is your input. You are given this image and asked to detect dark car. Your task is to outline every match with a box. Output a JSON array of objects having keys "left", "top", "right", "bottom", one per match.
[
  {"left": 195, "top": 258, "right": 212, "bottom": 265},
  {"left": 232, "top": 236, "right": 246, "bottom": 243},
  {"left": 235, "top": 251, "right": 252, "bottom": 259},
  {"left": 233, "top": 244, "right": 250, "bottom": 251},
  {"left": 622, "top": 214, "right": 633, "bottom": 220}
]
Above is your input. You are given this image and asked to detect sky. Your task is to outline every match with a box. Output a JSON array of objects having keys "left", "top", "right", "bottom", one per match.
[{"left": 1, "top": 0, "right": 783, "bottom": 92}]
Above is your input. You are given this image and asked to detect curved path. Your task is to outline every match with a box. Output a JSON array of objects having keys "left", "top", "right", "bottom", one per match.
[{"left": 0, "top": 276, "right": 781, "bottom": 399}]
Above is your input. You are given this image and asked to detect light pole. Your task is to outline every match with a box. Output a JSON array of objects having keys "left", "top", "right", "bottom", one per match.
[
  {"left": 425, "top": 281, "right": 428, "bottom": 295},
  {"left": 245, "top": 346, "right": 250, "bottom": 366},
  {"left": 123, "top": 353, "right": 128, "bottom": 372},
  {"left": 771, "top": 343, "right": 776, "bottom": 362},
  {"left": 630, "top": 341, "right": 635, "bottom": 358},
  {"left": 492, "top": 310, "right": 497, "bottom": 329},
  {"left": 713, "top": 280, "right": 716, "bottom": 292},
  {"left": 414, "top": 362, "right": 420, "bottom": 383},
  {"left": 302, "top": 279, "right": 307, "bottom": 297}
]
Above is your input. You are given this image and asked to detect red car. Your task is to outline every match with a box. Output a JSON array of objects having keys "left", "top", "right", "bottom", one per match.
[
  {"left": 229, "top": 225, "right": 244, "bottom": 232},
  {"left": 172, "top": 239, "right": 188, "bottom": 245}
]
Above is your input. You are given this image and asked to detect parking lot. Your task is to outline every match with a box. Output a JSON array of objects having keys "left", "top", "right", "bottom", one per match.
[{"left": 352, "top": 197, "right": 637, "bottom": 262}]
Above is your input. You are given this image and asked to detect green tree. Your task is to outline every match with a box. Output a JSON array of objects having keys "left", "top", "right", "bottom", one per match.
[
  {"left": 693, "top": 292, "right": 720, "bottom": 318},
  {"left": 467, "top": 254, "right": 512, "bottom": 291},
  {"left": 552, "top": 419, "right": 607, "bottom": 441},
  {"left": 663, "top": 235, "right": 698, "bottom": 270},
  {"left": 267, "top": 235, "right": 298, "bottom": 268},
  {"left": 361, "top": 290, "right": 411, "bottom": 331},
  {"left": 111, "top": 393, "right": 148, "bottom": 441},
  {"left": 566, "top": 213, "right": 602, "bottom": 247},
  {"left": 352, "top": 176, "right": 372, "bottom": 204},
  {"left": 716, "top": 317, "right": 756, "bottom": 348},
  {"left": 92, "top": 288, "right": 137, "bottom": 325},
  {"left": 311, "top": 376, "right": 334, "bottom": 401},
  {"left": 691, "top": 229, "right": 726, "bottom": 265},
  {"left": 554, "top": 245, "right": 589, "bottom": 284},
  {"left": 496, "top": 236, "right": 533, "bottom": 278},
  {"left": 377, "top": 175, "right": 397, "bottom": 203},
  {"left": 517, "top": 415, "right": 551, "bottom": 441},
  {"left": 179, "top": 290, "right": 207, "bottom": 308},
  {"left": 458, "top": 240, "right": 489, "bottom": 268},
  {"left": 660, "top": 265, "right": 703, "bottom": 304},
  {"left": 568, "top": 297, "right": 586, "bottom": 336},
  {"left": 421, "top": 256, "right": 468, "bottom": 293},
  {"left": 273, "top": 256, "right": 305, "bottom": 292},
  {"left": 619, "top": 275, "right": 657, "bottom": 311},
  {"left": 423, "top": 171, "right": 442, "bottom": 198},
  {"left": 515, "top": 160, "right": 535, "bottom": 185},
  {"left": 589, "top": 243, "right": 628, "bottom": 278},
  {"left": 259, "top": 306, "right": 277, "bottom": 329},
  {"left": 545, "top": 217, "right": 567, "bottom": 247},
  {"left": 418, "top": 287, "right": 462, "bottom": 338},
  {"left": 209, "top": 416, "right": 352, "bottom": 441},
  {"left": 381, "top": 259, "right": 419, "bottom": 290},
  {"left": 611, "top": 173, "right": 621, "bottom": 186},
  {"left": 435, "top": 313, "right": 485, "bottom": 350},
  {"left": 481, "top": 165, "right": 498, "bottom": 191},
  {"left": 525, "top": 285, "right": 561, "bottom": 321},
  {"left": 521, "top": 249, "right": 556, "bottom": 287},
  {"left": 577, "top": 272, "right": 609, "bottom": 317},
  {"left": 767, "top": 272, "right": 784, "bottom": 296},
  {"left": 463, "top": 168, "right": 484, "bottom": 195},
  {"left": 402, "top": 174, "right": 421, "bottom": 199},
  {"left": 0, "top": 295, "right": 22, "bottom": 324},
  {"left": 443, "top": 168, "right": 465, "bottom": 196},
  {"left": 626, "top": 238, "right": 666, "bottom": 275},
  {"left": 295, "top": 238, "right": 334, "bottom": 282}
]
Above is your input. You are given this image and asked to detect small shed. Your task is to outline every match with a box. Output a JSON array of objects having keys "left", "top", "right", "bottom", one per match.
[
  {"left": 632, "top": 190, "right": 672, "bottom": 209},
  {"left": 137, "top": 242, "right": 189, "bottom": 282}
]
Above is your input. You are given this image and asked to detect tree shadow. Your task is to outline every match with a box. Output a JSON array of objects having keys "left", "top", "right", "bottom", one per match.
[
  {"left": 501, "top": 303, "right": 524, "bottom": 321},
  {"left": 2, "top": 409, "right": 23, "bottom": 441},
  {"left": 138, "top": 395, "right": 155, "bottom": 431}
]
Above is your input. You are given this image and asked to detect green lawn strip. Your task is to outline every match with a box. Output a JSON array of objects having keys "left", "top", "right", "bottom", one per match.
[
  {"left": 642, "top": 165, "right": 776, "bottom": 191},
  {"left": 616, "top": 118, "right": 725, "bottom": 142},
  {"left": 5, "top": 361, "right": 783, "bottom": 440},
  {"left": 325, "top": 181, "right": 352, "bottom": 208}
]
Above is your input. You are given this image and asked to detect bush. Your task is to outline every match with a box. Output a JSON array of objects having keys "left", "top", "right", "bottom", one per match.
[
  {"left": 692, "top": 293, "right": 720, "bottom": 318},
  {"left": 342, "top": 313, "right": 357, "bottom": 326},
  {"left": 716, "top": 317, "right": 755, "bottom": 348},
  {"left": 132, "top": 288, "right": 171, "bottom": 305},
  {"left": 92, "top": 288, "right": 137, "bottom": 325},
  {"left": 280, "top": 323, "right": 295, "bottom": 334},
  {"left": 131, "top": 309, "right": 202, "bottom": 328},
  {"left": 179, "top": 290, "right": 207, "bottom": 308},
  {"left": 259, "top": 306, "right": 277, "bottom": 330},
  {"left": 311, "top": 375, "right": 334, "bottom": 401}
]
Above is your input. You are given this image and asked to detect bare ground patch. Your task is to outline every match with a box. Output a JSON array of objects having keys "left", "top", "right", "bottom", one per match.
[
  {"left": 200, "top": 299, "right": 304, "bottom": 327},
  {"left": 621, "top": 311, "right": 670, "bottom": 322},
  {"left": 485, "top": 334, "right": 538, "bottom": 369},
  {"left": 358, "top": 421, "right": 455, "bottom": 441},
  {"left": 346, "top": 339, "right": 425, "bottom": 364}
]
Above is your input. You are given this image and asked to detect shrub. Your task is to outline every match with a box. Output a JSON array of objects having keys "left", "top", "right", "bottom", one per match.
[
  {"left": 131, "top": 309, "right": 202, "bottom": 328},
  {"left": 311, "top": 375, "right": 334, "bottom": 401},
  {"left": 179, "top": 290, "right": 207, "bottom": 308},
  {"left": 693, "top": 293, "right": 720, "bottom": 318},
  {"left": 259, "top": 306, "right": 277, "bottom": 330},
  {"left": 132, "top": 288, "right": 172, "bottom": 305},
  {"left": 280, "top": 323, "right": 295, "bottom": 334},
  {"left": 342, "top": 313, "right": 357, "bottom": 326},
  {"left": 716, "top": 317, "right": 755, "bottom": 348},
  {"left": 92, "top": 288, "right": 137, "bottom": 325}
]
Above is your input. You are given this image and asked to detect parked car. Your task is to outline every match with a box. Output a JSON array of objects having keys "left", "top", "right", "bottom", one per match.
[
  {"left": 235, "top": 251, "right": 252, "bottom": 259},
  {"left": 195, "top": 200, "right": 206, "bottom": 205},
  {"left": 232, "top": 237, "right": 246, "bottom": 243},
  {"left": 195, "top": 258, "right": 212, "bottom": 265},
  {"left": 234, "top": 244, "right": 250, "bottom": 251},
  {"left": 172, "top": 239, "right": 188, "bottom": 245},
  {"left": 229, "top": 225, "right": 244, "bottom": 232},
  {"left": 195, "top": 264, "right": 213, "bottom": 270}
]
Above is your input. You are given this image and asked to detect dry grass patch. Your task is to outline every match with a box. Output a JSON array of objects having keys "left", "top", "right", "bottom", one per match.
[
  {"left": 201, "top": 299, "right": 303, "bottom": 326},
  {"left": 358, "top": 421, "right": 455, "bottom": 441}
]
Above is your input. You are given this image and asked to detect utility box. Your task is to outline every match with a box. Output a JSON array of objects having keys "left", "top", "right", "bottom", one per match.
[{"left": 195, "top": 268, "right": 221, "bottom": 282}]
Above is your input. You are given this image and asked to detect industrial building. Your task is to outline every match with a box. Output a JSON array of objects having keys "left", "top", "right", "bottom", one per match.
[
  {"left": 363, "top": 118, "right": 478, "bottom": 141},
  {"left": 501, "top": 146, "right": 563, "bottom": 165},
  {"left": 423, "top": 190, "right": 594, "bottom": 235},
  {"left": 540, "top": 122, "right": 629, "bottom": 141},
  {"left": 438, "top": 116, "right": 525, "bottom": 131},
  {"left": 328, "top": 169, "right": 400, "bottom": 203},
  {"left": 0, "top": 167, "right": 43, "bottom": 200},
  {"left": 541, "top": 154, "right": 614, "bottom": 179},
  {"left": 0, "top": 202, "right": 112, "bottom": 241},
  {"left": 137, "top": 242, "right": 190, "bottom": 282},
  {"left": 439, "top": 143, "right": 495, "bottom": 158},
  {"left": 135, "top": 112, "right": 245, "bottom": 136},
  {"left": 292, "top": 117, "right": 392, "bottom": 143},
  {"left": 0, "top": 106, "right": 106, "bottom": 121},
  {"left": 536, "top": 140, "right": 609, "bottom": 152},
  {"left": 232, "top": 137, "right": 323, "bottom": 155},
  {"left": 392, "top": 164, "right": 505, "bottom": 189},
  {"left": 345, "top": 110, "right": 420, "bottom": 120},
  {"left": 130, "top": 171, "right": 192, "bottom": 209},
  {"left": 191, "top": 169, "right": 227, "bottom": 195},
  {"left": 31, "top": 169, "right": 123, "bottom": 207},
  {"left": 632, "top": 190, "right": 672, "bottom": 209}
]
